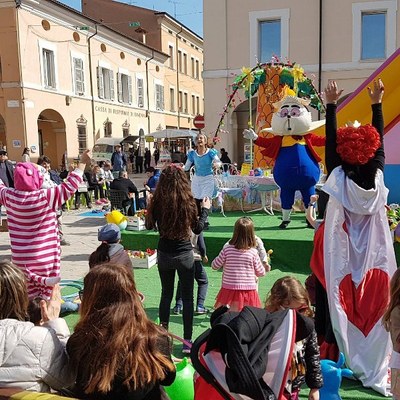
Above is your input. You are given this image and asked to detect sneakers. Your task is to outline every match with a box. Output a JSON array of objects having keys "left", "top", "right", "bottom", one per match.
[
  {"left": 95, "top": 199, "right": 103, "bottom": 205},
  {"left": 101, "top": 198, "right": 109, "bottom": 204},
  {"left": 182, "top": 339, "right": 192, "bottom": 354},
  {"left": 60, "top": 239, "right": 70, "bottom": 246},
  {"left": 195, "top": 305, "right": 208, "bottom": 315},
  {"left": 87, "top": 203, "right": 92, "bottom": 209},
  {"left": 173, "top": 304, "right": 182, "bottom": 315}
]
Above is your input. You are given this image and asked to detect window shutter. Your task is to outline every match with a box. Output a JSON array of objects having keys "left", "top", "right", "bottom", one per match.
[
  {"left": 137, "top": 78, "right": 144, "bottom": 107},
  {"left": 128, "top": 75, "right": 133, "bottom": 104},
  {"left": 117, "top": 72, "right": 122, "bottom": 102},
  {"left": 74, "top": 58, "right": 85, "bottom": 94},
  {"left": 97, "top": 66, "right": 104, "bottom": 99},
  {"left": 110, "top": 71, "right": 115, "bottom": 100},
  {"left": 161, "top": 85, "right": 164, "bottom": 111}
]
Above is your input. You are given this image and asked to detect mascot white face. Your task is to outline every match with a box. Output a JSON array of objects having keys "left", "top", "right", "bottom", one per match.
[{"left": 271, "top": 96, "right": 313, "bottom": 136}]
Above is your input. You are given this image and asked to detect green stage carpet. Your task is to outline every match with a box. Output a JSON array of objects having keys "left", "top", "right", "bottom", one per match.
[{"left": 65, "top": 210, "right": 398, "bottom": 399}]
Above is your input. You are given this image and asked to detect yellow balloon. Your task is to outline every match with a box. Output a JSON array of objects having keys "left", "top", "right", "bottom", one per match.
[{"left": 105, "top": 210, "right": 127, "bottom": 226}]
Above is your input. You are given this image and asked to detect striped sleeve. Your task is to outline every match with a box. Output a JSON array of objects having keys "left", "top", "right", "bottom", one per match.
[
  {"left": 254, "top": 252, "right": 266, "bottom": 277},
  {"left": 46, "top": 170, "right": 83, "bottom": 209},
  {"left": 212, "top": 248, "right": 226, "bottom": 270}
]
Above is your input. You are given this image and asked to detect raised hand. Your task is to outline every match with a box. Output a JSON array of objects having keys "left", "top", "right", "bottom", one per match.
[
  {"left": 367, "top": 79, "right": 384, "bottom": 104},
  {"left": 243, "top": 128, "right": 258, "bottom": 141},
  {"left": 80, "top": 149, "right": 92, "bottom": 165},
  {"left": 323, "top": 81, "right": 343, "bottom": 104}
]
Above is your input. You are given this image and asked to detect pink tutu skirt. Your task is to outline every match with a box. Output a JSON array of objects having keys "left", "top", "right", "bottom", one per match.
[{"left": 214, "top": 288, "right": 262, "bottom": 312}]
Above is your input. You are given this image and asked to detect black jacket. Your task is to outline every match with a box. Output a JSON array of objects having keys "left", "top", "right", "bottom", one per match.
[
  {"left": 0, "top": 160, "right": 15, "bottom": 188},
  {"left": 110, "top": 177, "right": 138, "bottom": 196}
]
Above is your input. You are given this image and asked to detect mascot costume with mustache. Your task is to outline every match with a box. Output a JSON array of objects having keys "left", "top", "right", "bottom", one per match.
[{"left": 244, "top": 95, "right": 325, "bottom": 228}]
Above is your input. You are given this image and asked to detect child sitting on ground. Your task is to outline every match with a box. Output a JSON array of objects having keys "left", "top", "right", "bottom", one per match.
[
  {"left": 212, "top": 217, "right": 266, "bottom": 312},
  {"left": 265, "top": 276, "right": 323, "bottom": 400},
  {"left": 89, "top": 223, "right": 133, "bottom": 273}
]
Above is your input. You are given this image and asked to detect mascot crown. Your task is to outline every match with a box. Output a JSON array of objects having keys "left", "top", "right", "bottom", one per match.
[{"left": 273, "top": 95, "right": 311, "bottom": 111}]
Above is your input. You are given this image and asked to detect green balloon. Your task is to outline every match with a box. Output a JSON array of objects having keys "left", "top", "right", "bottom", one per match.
[{"left": 164, "top": 357, "right": 195, "bottom": 400}]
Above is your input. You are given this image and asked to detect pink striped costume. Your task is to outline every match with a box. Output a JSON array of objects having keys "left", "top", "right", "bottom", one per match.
[{"left": 0, "top": 169, "right": 83, "bottom": 299}]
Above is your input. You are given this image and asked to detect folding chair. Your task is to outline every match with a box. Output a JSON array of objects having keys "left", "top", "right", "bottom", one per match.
[{"left": 108, "top": 189, "right": 135, "bottom": 215}]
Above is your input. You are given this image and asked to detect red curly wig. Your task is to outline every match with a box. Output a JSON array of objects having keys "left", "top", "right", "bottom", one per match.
[{"left": 336, "top": 124, "right": 381, "bottom": 165}]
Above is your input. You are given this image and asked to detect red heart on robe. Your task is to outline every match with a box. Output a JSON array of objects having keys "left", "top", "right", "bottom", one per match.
[{"left": 339, "top": 268, "right": 390, "bottom": 337}]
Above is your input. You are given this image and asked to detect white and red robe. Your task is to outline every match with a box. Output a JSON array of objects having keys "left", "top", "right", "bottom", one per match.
[{"left": 322, "top": 166, "right": 396, "bottom": 395}]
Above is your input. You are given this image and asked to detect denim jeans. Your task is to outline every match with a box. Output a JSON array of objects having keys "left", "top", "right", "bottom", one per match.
[
  {"left": 157, "top": 249, "right": 195, "bottom": 340},
  {"left": 175, "top": 261, "right": 208, "bottom": 308}
]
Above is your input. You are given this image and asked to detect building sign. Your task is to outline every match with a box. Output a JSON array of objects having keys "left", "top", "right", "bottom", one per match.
[
  {"left": 94, "top": 105, "right": 146, "bottom": 118},
  {"left": 12, "top": 140, "right": 21, "bottom": 148},
  {"left": 7, "top": 100, "right": 20, "bottom": 108}
]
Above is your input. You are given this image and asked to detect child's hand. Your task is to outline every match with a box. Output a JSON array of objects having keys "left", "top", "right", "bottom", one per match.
[
  {"left": 263, "top": 261, "right": 271, "bottom": 272},
  {"left": 40, "top": 284, "right": 62, "bottom": 322},
  {"left": 308, "top": 388, "right": 319, "bottom": 400},
  {"left": 310, "top": 194, "right": 319, "bottom": 204},
  {"left": 202, "top": 255, "right": 209, "bottom": 264}
]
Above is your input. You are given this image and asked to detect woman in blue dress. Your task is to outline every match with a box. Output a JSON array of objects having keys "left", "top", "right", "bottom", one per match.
[{"left": 185, "top": 133, "right": 221, "bottom": 214}]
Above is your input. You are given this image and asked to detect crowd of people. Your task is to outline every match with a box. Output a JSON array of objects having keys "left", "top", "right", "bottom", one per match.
[{"left": 0, "top": 79, "right": 398, "bottom": 400}]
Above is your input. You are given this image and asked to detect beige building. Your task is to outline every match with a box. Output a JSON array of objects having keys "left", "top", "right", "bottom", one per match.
[
  {"left": 82, "top": 0, "right": 204, "bottom": 132},
  {"left": 203, "top": 0, "right": 400, "bottom": 165},
  {"left": 0, "top": 0, "right": 203, "bottom": 167}
]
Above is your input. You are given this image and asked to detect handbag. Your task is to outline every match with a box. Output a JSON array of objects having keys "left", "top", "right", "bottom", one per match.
[{"left": 77, "top": 182, "right": 88, "bottom": 193}]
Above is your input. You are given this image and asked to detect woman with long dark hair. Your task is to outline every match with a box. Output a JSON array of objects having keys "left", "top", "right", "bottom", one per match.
[
  {"left": 67, "top": 263, "right": 175, "bottom": 399},
  {"left": 146, "top": 165, "right": 211, "bottom": 353}
]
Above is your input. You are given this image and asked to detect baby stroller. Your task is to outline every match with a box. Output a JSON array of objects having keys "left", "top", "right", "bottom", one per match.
[{"left": 191, "top": 306, "right": 304, "bottom": 400}]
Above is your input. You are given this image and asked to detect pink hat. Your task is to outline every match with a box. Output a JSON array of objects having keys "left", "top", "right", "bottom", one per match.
[{"left": 14, "top": 162, "right": 43, "bottom": 191}]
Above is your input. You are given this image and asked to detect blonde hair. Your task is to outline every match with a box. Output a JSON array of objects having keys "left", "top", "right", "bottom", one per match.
[
  {"left": 0, "top": 260, "right": 29, "bottom": 321},
  {"left": 229, "top": 217, "right": 256, "bottom": 250},
  {"left": 382, "top": 268, "right": 400, "bottom": 331},
  {"left": 265, "top": 276, "right": 313, "bottom": 318},
  {"left": 195, "top": 133, "right": 208, "bottom": 146}
]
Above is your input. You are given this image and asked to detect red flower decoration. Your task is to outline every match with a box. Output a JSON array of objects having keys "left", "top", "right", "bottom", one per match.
[{"left": 336, "top": 124, "right": 380, "bottom": 165}]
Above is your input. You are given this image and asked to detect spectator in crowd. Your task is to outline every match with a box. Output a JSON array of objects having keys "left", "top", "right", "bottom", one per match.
[
  {"left": 220, "top": 148, "right": 232, "bottom": 165},
  {"left": 135, "top": 147, "right": 144, "bottom": 174},
  {"left": 144, "top": 167, "right": 161, "bottom": 193},
  {"left": 85, "top": 165, "right": 107, "bottom": 205},
  {"left": 0, "top": 260, "right": 74, "bottom": 391},
  {"left": 66, "top": 263, "right": 176, "bottom": 399},
  {"left": 0, "top": 149, "right": 15, "bottom": 188},
  {"left": 110, "top": 170, "right": 139, "bottom": 215},
  {"left": 22, "top": 147, "right": 31, "bottom": 163},
  {"left": 153, "top": 148, "right": 160, "bottom": 166},
  {"left": 89, "top": 224, "right": 133, "bottom": 272},
  {"left": 144, "top": 147, "right": 151, "bottom": 170},
  {"left": 111, "top": 144, "right": 127, "bottom": 173}
]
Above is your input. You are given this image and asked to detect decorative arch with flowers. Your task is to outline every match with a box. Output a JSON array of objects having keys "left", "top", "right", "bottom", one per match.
[{"left": 212, "top": 61, "right": 325, "bottom": 168}]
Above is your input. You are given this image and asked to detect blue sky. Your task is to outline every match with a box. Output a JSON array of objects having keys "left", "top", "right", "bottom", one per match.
[{"left": 59, "top": 0, "right": 203, "bottom": 37}]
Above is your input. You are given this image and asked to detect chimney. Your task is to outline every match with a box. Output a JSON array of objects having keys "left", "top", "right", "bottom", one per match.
[{"left": 135, "top": 27, "right": 147, "bottom": 44}]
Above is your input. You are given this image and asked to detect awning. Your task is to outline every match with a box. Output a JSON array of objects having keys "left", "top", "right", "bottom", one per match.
[
  {"left": 149, "top": 129, "right": 198, "bottom": 139},
  {"left": 121, "top": 135, "right": 140, "bottom": 144}
]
